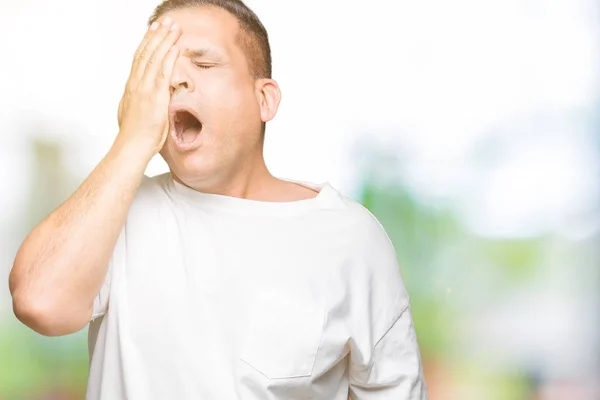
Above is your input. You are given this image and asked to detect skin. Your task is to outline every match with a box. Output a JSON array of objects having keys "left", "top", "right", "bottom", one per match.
[
  {"left": 160, "top": 6, "right": 317, "bottom": 201},
  {"left": 9, "top": 6, "right": 316, "bottom": 336}
]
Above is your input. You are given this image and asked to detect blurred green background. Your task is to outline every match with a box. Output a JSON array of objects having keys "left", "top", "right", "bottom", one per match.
[{"left": 1, "top": 0, "right": 599, "bottom": 399}]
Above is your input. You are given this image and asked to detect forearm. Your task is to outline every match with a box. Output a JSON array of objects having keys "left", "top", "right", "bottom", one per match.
[
  {"left": 10, "top": 15, "right": 182, "bottom": 336},
  {"left": 9, "top": 138, "right": 151, "bottom": 336}
]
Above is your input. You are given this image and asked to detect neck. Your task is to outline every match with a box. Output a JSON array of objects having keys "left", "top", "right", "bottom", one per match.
[{"left": 171, "top": 153, "right": 281, "bottom": 201}]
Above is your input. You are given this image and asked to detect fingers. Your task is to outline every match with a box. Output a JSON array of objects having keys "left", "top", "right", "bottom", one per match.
[
  {"left": 130, "top": 21, "right": 159, "bottom": 79},
  {"left": 131, "top": 17, "right": 180, "bottom": 85},
  {"left": 141, "top": 22, "right": 182, "bottom": 90},
  {"left": 156, "top": 45, "right": 180, "bottom": 89}
]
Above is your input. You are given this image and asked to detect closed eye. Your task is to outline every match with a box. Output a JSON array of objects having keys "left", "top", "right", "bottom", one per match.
[{"left": 193, "top": 63, "right": 215, "bottom": 70}]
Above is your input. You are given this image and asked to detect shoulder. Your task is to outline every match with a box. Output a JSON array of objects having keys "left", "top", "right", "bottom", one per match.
[
  {"left": 315, "top": 182, "right": 394, "bottom": 252},
  {"left": 335, "top": 191, "right": 405, "bottom": 283},
  {"left": 321, "top": 185, "right": 399, "bottom": 269},
  {"left": 128, "top": 173, "right": 173, "bottom": 216},
  {"left": 134, "top": 173, "right": 171, "bottom": 201},
  {"left": 328, "top": 188, "right": 392, "bottom": 248},
  {"left": 337, "top": 192, "right": 411, "bottom": 336},
  {"left": 137, "top": 172, "right": 170, "bottom": 196},
  {"left": 346, "top": 201, "right": 396, "bottom": 264}
]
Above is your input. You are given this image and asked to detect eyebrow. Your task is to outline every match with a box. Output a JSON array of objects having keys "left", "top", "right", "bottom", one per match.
[{"left": 182, "top": 48, "right": 222, "bottom": 60}]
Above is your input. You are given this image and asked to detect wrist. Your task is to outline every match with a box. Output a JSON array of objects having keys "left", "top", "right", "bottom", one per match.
[{"left": 108, "top": 134, "right": 155, "bottom": 172}]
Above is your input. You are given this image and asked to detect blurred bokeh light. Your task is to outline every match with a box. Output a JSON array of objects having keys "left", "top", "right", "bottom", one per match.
[{"left": 1, "top": 0, "right": 598, "bottom": 399}]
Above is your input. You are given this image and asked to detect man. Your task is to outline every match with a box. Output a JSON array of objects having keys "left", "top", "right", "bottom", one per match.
[{"left": 9, "top": 0, "right": 428, "bottom": 399}]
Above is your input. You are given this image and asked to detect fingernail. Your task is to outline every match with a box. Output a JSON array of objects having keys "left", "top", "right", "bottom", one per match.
[
  {"left": 170, "top": 23, "right": 179, "bottom": 31},
  {"left": 150, "top": 22, "right": 159, "bottom": 31}
]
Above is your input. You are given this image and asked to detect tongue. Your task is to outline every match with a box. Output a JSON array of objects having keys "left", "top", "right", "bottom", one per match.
[{"left": 180, "top": 127, "right": 199, "bottom": 143}]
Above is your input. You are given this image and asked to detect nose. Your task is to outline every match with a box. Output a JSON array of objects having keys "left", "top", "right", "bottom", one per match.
[{"left": 169, "top": 58, "right": 195, "bottom": 94}]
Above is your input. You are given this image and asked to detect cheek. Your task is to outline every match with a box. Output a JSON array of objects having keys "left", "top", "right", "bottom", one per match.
[{"left": 199, "top": 71, "right": 256, "bottom": 110}]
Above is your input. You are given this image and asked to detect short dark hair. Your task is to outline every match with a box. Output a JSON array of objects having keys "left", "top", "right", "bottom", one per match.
[{"left": 148, "top": 0, "right": 272, "bottom": 79}]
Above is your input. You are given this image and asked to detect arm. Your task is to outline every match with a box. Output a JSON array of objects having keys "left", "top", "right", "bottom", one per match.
[
  {"left": 349, "top": 306, "right": 427, "bottom": 400},
  {"left": 347, "top": 210, "right": 428, "bottom": 399},
  {"left": 8, "top": 17, "right": 182, "bottom": 336}
]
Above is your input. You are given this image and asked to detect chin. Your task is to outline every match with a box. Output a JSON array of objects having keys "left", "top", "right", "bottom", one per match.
[{"left": 161, "top": 148, "right": 217, "bottom": 184}]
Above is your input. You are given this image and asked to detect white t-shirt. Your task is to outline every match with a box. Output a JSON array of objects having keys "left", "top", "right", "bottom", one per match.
[{"left": 87, "top": 173, "right": 427, "bottom": 400}]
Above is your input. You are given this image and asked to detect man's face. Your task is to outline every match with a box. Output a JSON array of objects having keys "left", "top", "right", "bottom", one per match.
[{"left": 159, "top": 6, "right": 264, "bottom": 187}]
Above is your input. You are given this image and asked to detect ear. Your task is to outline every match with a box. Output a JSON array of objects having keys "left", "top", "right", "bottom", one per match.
[{"left": 255, "top": 79, "right": 281, "bottom": 123}]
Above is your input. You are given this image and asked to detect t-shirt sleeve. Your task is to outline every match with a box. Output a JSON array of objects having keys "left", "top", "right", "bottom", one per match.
[
  {"left": 347, "top": 210, "right": 428, "bottom": 399},
  {"left": 349, "top": 306, "right": 428, "bottom": 399},
  {"left": 91, "top": 257, "right": 113, "bottom": 322},
  {"left": 90, "top": 229, "right": 125, "bottom": 322}
]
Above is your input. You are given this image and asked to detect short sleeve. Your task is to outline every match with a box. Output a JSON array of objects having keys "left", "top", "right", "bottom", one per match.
[
  {"left": 90, "top": 229, "right": 125, "bottom": 322},
  {"left": 91, "top": 258, "right": 112, "bottom": 321},
  {"left": 349, "top": 306, "right": 428, "bottom": 399},
  {"left": 347, "top": 209, "right": 428, "bottom": 399}
]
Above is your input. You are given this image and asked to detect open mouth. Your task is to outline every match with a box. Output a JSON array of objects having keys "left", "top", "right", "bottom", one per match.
[{"left": 172, "top": 109, "right": 203, "bottom": 144}]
